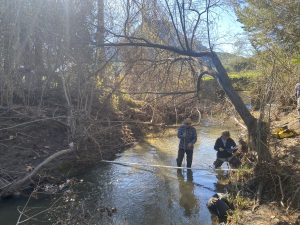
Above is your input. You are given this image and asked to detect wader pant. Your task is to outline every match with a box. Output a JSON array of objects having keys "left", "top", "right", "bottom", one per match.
[
  {"left": 177, "top": 148, "right": 193, "bottom": 168},
  {"left": 213, "top": 156, "right": 241, "bottom": 168}
]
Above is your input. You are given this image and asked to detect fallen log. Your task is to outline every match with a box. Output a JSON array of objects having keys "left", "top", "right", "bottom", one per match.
[{"left": 0, "top": 147, "right": 74, "bottom": 197}]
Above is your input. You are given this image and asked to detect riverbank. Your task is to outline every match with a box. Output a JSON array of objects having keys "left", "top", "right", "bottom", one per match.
[
  {"left": 0, "top": 103, "right": 148, "bottom": 198},
  {"left": 1, "top": 99, "right": 299, "bottom": 225},
  {"left": 225, "top": 108, "right": 300, "bottom": 225}
]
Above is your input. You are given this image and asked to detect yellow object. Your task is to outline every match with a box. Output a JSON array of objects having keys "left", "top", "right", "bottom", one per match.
[{"left": 272, "top": 127, "right": 297, "bottom": 139}]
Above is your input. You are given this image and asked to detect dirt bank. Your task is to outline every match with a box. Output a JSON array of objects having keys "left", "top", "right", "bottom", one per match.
[
  {"left": 0, "top": 104, "right": 146, "bottom": 197},
  {"left": 226, "top": 108, "right": 300, "bottom": 225}
]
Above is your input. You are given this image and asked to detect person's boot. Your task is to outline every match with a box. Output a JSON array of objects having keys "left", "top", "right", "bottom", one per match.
[{"left": 176, "top": 158, "right": 181, "bottom": 167}]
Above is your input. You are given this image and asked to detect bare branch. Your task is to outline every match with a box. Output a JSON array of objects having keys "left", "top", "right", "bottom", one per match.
[
  {"left": 95, "top": 40, "right": 211, "bottom": 58},
  {"left": 164, "top": 0, "right": 185, "bottom": 49},
  {"left": 0, "top": 116, "right": 68, "bottom": 132},
  {"left": 176, "top": 0, "right": 190, "bottom": 50}
]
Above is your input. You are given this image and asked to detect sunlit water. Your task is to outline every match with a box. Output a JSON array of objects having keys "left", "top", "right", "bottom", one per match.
[{"left": 0, "top": 124, "right": 238, "bottom": 225}]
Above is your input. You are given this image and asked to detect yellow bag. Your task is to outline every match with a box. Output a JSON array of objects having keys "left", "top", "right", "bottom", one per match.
[{"left": 272, "top": 126, "right": 297, "bottom": 139}]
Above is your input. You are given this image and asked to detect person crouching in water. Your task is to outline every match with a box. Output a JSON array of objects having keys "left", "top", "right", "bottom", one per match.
[
  {"left": 213, "top": 131, "right": 241, "bottom": 168},
  {"left": 177, "top": 118, "right": 197, "bottom": 168}
]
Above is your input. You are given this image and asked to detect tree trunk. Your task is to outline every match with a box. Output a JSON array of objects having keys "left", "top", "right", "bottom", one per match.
[
  {"left": 96, "top": 0, "right": 105, "bottom": 63},
  {"left": 210, "top": 52, "right": 271, "bottom": 162},
  {"left": 2, "top": 0, "right": 14, "bottom": 106},
  {"left": 87, "top": 0, "right": 106, "bottom": 115}
]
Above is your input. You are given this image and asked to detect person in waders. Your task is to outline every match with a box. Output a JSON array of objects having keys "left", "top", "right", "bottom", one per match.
[
  {"left": 177, "top": 118, "right": 197, "bottom": 168},
  {"left": 213, "top": 131, "right": 240, "bottom": 168}
]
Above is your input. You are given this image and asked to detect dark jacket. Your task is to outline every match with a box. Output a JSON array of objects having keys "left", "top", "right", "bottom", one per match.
[
  {"left": 177, "top": 125, "right": 197, "bottom": 150},
  {"left": 207, "top": 193, "right": 234, "bottom": 223},
  {"left": 214, "top": 137, "right": 236, "bottom": 158}
]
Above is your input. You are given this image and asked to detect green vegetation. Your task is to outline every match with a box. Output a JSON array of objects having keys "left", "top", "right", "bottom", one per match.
[
  {"left": 203, "top": 70, "right": 260, "bottom": 81},
  {"left": 234, "top": 0, "right": 300, "bottom": 53},
  {"left": 218, "top": 52, "right": 256, "bottom": 73},
  {"left": 227, "top": 193, "right": 252, "bottom": 224},
  {"left": 229, "top": 70, "right": 260, "bottom": 79}
]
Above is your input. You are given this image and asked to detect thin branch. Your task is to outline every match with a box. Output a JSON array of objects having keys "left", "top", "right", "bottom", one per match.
[
  {"left": 17, "top": 196, "right": 62, "bottom": 224},
  {"left": 206, "top": 0, "right": 213, "bottom": 51},
  {"left": 176, "top": 0, "right": 190, "bottom": 50},
  {"left": 16, "top": 189, "right": 34, "bottom": 225},
  {"left": 190, "top": 8, "right": 205, "bottom": 47},
  {"left": 164, "top": 0, "right": 185, "bottom": 49},
  {"left": 0, "top": 116, "right": 68, "bottom": 132}
]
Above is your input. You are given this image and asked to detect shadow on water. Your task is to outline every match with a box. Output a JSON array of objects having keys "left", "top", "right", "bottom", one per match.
[
  {"left": 177, "top": 169, "right": 198, "bottom": 217},
  {"left": 0, "top": 123, "right": 238, "bottom": 225}
]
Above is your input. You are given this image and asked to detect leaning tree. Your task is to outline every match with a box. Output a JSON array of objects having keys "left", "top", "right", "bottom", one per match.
[{"left": 98, "top": 0, "right": 271, "bottom": 162}]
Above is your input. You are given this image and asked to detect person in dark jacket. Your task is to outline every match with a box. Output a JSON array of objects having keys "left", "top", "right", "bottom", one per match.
[
  {"left": 213, "top": 131, "right": 240, "bottom": 168},
  {"left": 177, "top": 118, "right": 197, "bottom": 168}
]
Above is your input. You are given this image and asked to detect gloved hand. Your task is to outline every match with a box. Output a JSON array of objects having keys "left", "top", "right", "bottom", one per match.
[
  {"left": 219, "top": 147, "right": 224, "bottom": 151},
  {"left": 231, "top": 146, "right": 238, "bottom": 153},
  {"left": 211, "top": 197, "right": 218, "bottom": 203}
]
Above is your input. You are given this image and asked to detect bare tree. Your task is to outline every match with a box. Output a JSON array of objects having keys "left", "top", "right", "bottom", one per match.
[{"left": 96, "top": 0, "right": 271, "bottom": 161}]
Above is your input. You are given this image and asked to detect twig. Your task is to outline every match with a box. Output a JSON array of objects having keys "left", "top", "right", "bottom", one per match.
[
  {"left": 286, "top": 186, "right": 300, "bottom": 212},
  {"left": 256, "top": 182, "right": 264, "bottom": 205},
  {"left": 16, "top": 195, "right": 62, "bottom": 224},
  {"left": 0, "top": 116, "right": 68, "bottom": 132},
  {"left": 278, "top": 175, "right": 285, "bottom": 207},
  {"left": 16, "top": 189, "right": 34, "bottom": 225}
]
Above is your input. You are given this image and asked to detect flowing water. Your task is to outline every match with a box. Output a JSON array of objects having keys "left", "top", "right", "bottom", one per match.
[{"left": 0, "top": 123, "right": 238, "bottom": 225}]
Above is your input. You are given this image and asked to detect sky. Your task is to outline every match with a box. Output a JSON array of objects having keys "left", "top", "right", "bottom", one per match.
[
  {"left": 211, "top": 7, "right": 253, "bottom": 56},
  {"left": 106, "top": 0, "right": 253, "bottom": 56}
]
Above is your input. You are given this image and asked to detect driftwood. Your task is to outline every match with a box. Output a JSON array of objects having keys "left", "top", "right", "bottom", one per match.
[{"left": 1, "top": 147, "right": 74, "bottom": 196}]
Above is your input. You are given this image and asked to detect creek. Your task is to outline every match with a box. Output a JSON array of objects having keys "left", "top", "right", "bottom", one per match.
[{"left": 0, "top": 123, "right": 239, "bottom": 225}]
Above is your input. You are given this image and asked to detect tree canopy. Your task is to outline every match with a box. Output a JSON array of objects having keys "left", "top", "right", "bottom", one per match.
[{"left": 234, "top": 0, "right": 300, "bottom": 53}]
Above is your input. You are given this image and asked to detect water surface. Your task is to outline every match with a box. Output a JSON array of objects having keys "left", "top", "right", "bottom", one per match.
[{"left": 0, "top": 124, "right": 238, "bottom": 225}]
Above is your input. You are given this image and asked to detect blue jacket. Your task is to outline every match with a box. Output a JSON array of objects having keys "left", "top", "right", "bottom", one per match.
[
  {"left": 177, "top": 125, "right": 197, "bottom": 150},
  {"left": 214, "top": 137, "right": 236, "bottom": 158}
]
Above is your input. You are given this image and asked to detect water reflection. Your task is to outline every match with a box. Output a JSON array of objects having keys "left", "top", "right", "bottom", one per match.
[{"left": 177, "top": 169, "right": 199, "bottom": 217}]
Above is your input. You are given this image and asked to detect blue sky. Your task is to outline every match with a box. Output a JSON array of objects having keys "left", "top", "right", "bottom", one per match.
[
  {"left": 211, "top": 7, "right": 253, "bottom": 55},
  {"left": 106, "top": 0, "right": 253, "bottom": 56}
]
